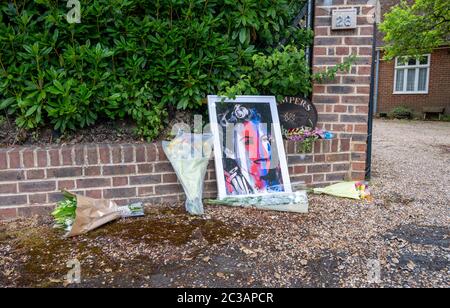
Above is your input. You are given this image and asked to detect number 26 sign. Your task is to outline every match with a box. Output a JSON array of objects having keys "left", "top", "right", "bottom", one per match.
[{"left": 332, "top": 8, "right": 358, "bottom": 30}]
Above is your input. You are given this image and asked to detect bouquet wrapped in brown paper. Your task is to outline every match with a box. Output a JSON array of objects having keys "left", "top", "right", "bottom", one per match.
[{"left": 52, "top": 191, "right": 144, "bottom": 237}]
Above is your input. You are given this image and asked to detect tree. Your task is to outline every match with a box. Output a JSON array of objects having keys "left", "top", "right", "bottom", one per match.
[{"left": 379, "top": 0, "right": 450, "bottom": 59}]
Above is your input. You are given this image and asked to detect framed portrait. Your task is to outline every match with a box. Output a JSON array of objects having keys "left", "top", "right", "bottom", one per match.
[{"left": 208, "top": 95, "right": 292, "bottom": 200}]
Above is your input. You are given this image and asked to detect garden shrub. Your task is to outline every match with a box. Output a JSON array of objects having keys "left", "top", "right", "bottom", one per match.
[
  {"left": 0, "top": 1, "right": 329, "bottom": 140},
  {"left": 388, "top": 106, "right": 414, "bottom": 120}
]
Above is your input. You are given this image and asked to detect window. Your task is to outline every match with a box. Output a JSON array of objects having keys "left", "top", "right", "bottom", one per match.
[{"left": 394, "top": 55, "right": 430, "bottom": 94}]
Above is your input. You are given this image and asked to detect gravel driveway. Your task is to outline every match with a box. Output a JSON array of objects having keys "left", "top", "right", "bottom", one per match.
[{"left": 0, "top": 119, "right": 449, "bottom": 288}]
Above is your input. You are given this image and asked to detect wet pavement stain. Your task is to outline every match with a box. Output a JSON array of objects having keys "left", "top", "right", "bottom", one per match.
[
  {"left": 0, "top": 207, "right": 261, "bottom": 288},
  {"left": 386, "top": 225, "right": 450, "bottom": 248}
]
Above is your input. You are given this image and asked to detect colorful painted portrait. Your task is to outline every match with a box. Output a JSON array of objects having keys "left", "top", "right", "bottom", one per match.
[{"left": 208, "top": 96, "right": 292, "bottom": 199}]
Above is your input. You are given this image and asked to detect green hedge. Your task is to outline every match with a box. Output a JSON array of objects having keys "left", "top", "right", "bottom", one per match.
[{"left": 0, "top": 0, "right": 310, "bottom": 140}]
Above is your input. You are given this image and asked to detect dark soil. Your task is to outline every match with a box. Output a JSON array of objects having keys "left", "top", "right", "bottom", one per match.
[
  {"left": 0, "top": 110, "right": 196, "bottom": 148},
  {"left": 0, "top": 117, "right": 143, "bottom": 148}
]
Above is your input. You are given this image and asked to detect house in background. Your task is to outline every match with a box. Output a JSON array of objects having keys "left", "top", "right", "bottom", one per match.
[{"left": 375, "top": 0, "right": 450, "bottom": 117}]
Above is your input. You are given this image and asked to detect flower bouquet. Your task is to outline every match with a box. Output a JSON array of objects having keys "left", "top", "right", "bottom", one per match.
[
  {"left": 163, "top": 133, "right": 214, "bottom": 215},
  {"left": 207, "top": 191, "right": 308, "bottom": 213},
  {"left": 313, "top": 181, "right": 372, "bottom": 201},
  {"left": 52, "top": 191, "right": 144, "bottom": 237},
  {"left": 284, "top": 127, "right": 334, "bottom": 154}
]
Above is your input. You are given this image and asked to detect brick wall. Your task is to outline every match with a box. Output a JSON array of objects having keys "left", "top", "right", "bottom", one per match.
[
  {"left": 0, "top": 139, "right": 352, "bottom": 220},
  {"left": 313, "top": 0, "right": 375, "bottom": 181},
  {"left": 377, "top": 48, "right": 450, "bottom": 115}
]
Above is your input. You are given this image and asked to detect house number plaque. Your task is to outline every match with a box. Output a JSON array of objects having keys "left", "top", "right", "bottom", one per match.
[{"left": 332, "top": 8, "right": 358, "bottom": 30}]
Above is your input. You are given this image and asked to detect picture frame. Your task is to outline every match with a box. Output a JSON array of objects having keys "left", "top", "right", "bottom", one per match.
[{"left": 208, "top": 95, "right": 292, "bottom": 200}]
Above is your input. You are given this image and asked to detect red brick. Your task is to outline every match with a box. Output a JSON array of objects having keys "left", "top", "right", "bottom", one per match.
[
  {"left": 352, "top": 162, "right": 366, "bottom": 171},
  {"left": 98, "top": 145, "right": 111, "bottom": 164},
  {"left": 103, "top": 165, "right": 136, "bottom": 176},
  {"left": 314, "top": 57, "right": 343, "bottom": 66},
  {"left": 341, "top": 114, "right": 368, "bottom": 123},
  {"left": 156, "top": 143, "right": 168, "bottom": 161},
  {"left": 18, "top": 205, "right": 53, "bottom": 217},
  {"left": 352, "top": 152, "right": 367, "bottom": 162},
  {"left": 85, "top": 190, "right": 103, "bottom": 199},
  {"left": 49, "top": 148, "right": 60, "bottom": 166},
  {"left": 29, "top": 194, "right": 48, "bottom": 204},
  {"left": 36, "top": 150, "right": 48, "bottom": 167},
  {"left": 313, "top": 174, "right": 325, "bottom": 182},
  {"left": 8, "top": 149, "right": 21, "bottom": 168},
  {"left": 122, "top": 145, "right": 134, "bottom": 163},
  {"left": 73, "top": 145, "right": 86, "bottom": 165},
  {"left": 19, "top": 181, "right": 56, "bottom": 193},
  {"left": 336, "top": 47, "right": 349, "bottom": 56},
  {"left": 352, "top": 172, "right": 366, "bottom": 181},
  {"left": 342, "top": 76, "right": 371, "bottom": 85},
  {"left": 129, "top": 175, "right": 162, "bottom": 185},
  {"left": 353, "top": 143, "right": 367, "bottom": 152},
  {"left": 326, "top": 173, "right": 348, "bottom": 182},
  {"left": 314, "top": 16, "right": 331, "bottom": 27},
  {"left": 58, "top": 180, "right": 76, "bottom": 190},
  {"left": 77, "top": 178, "right": 111, "bottom": 189},
  {"left": 315, "top": 7, "right": 331, "bottom": 17},
  {"left": 334, "top": 105, "right": 347, "bottom": 113},
  {"left": 26, "top": 169, "right": 45, "bottom": 180},
  {"left": 290, "top": 175, "right": 312, "bottom": 185},
  {"left": 332, "top": 124, "right": 346, "bottom": 132},
  {"left": 84, "top": 166, "right": 101, "bottom": 176},
  {"left": 313, "top": 85, "right": 326, "bottom": 94},
  {"left": 359, "top": 47, "right": 373, "bottom": 56},
  {"left": 154, "top": 184, "right": 183, "bottom": 195},
  {"left": 314, "top": 154, "right": 326, "bottom": 163},
  {"left": 357, "top": 86, "right": 371, "bottom": 94},
  {"left": 146, "top": 144, "right": 158, "bottom": 161},
  {"left": 356, "top": 16, "right": 373, "bottom": 27},
  {"left": 308, "top": 164, "right": 332, "bottom": 173},
  {"left": 358, "top": 66, "right": 372, "bottom": 75},
  {"left": 331, "top": 139, "right": 339, "bottom": 152},
  {"left": 61, "top": 147, "right": 73, "bottom": 166},
  {"left": 333, "top": 163, "right": 350, "bottom": 172},
  {"left": 0, "top": 195, "right": 27, "bottom": 206},
  {"left": 208, "top": 171, "right": 216, "bottom": 181},
  {"left": 293, "top": 166, "right": 306, "bottom": 174},
  {"left": 326, "top": 153, "right": 350, "bottom": 162},
  {"left": 354, "top": 124, "right": 368, "bottom": 133},
  {"left": 0, "top": 170, "right": 24, "bottom": 182},
  {"left": 135, "top": 145, "right": 146, "bottom": 163},
  {"left": 162, "top": 174, "right": 179, "bottom": 183},
  {"left": 104, "top": 187, "right": 136, "bottom": 199},
  {"left": 154, "top": 162, "right": 174, "bottom": 173},
  {"left": 113, "top": 177, "right": 128, "bottom": 187},
  {"left": 138, "top": 164, "right": 153, "bottom": 174},
  {"left": 0, "top": 183, "right": 17, "bottom": 194},
  {"left": 315, "top": 37, "right": 342, "bottom": 46},
  {"left": 47, "top": 167, "right": 82, "bottom": 178},
  {"left": 138, "top": 186, "right": 155, "bottom": 196},
  {"left": 0, "top": 151, "right": 7, "bottom": 169},
  {"left": 111, "top": 146, "right": 122, "bottom": 164},
  {"left": 340, "top": 139, "right": 351, "bottom": 152},
  {"left": 0, "top": 207, "right": 18, "bottom": 220},
  {"left": 341, "top": 96, "right": 369, "bottom": 105},
  {"left": 22, "top": 149, "right": 35, "bottom": 168},
  {"left": 327, "top": 86, "right": 355, "bottom": 94},
  {"left": 87, "top": 145, "right": 98, "bottom": 165}
]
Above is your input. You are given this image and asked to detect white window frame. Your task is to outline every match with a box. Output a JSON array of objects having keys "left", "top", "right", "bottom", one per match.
[{"left": 393, "top": 54, "right": 431, "bottom": 94}]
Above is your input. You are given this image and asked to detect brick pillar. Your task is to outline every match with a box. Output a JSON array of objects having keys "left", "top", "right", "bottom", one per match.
[{"left": 312, "top": 0, "right": 375, "bottom": 181}]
